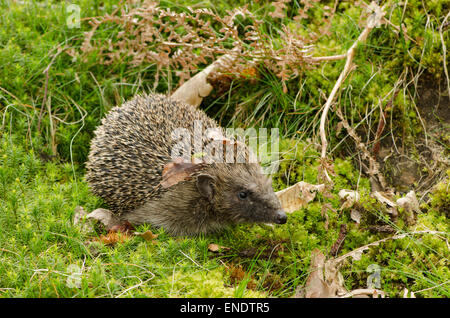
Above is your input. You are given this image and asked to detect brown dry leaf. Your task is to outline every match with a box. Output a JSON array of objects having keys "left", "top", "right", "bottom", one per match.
[
  {"left": 94, "top": 231, "right": 131, "bottom": 246},
  {"left": 372, "top": 191, "right": 397, "bottom": 207},
  {"left": 86, "top": 208, "right": 122, "bottom": 231},
  {"left": 227, "top": 264, "right": 257, "bottom": 290},
  {"left": 299, "top": 230, "right": 440, "bottom": 298},
  {"left": 341, "top": 288, "right": 386, "bottom": 298},
  {"left": 366, "top": 1, "right": 386, "bottom": 28},
  {"left": 275, "top": 181, "right": 325, "bottom": 213},
  {"left": 298, "top": 249, "right": 345, "bottom": 298},
  {"left": 350, "top": 209, "right": 361, "bottom": 224},
  {"left": 269, "top": 1, "right": 288, "bottom": 19},
  {"left": 302, "top": 249, "right": 331, "bottom": 297},
  {"left": 208, "top": 243, "right": 230, "bottom": 252},
  {"left": 298, "top": 248, "right": 389, "bottom": 298},
  {"left": 335, "top": 121, "right": 344, "bottom": 137},
  {"left": 338, "top": 189, "right": 360, "bottom": 209},
  {"left": 396, "top": 190, "right": 420, "bottom": 213},
  {"left": 134, "top": 230, "right": 159, "bottom": 242},
  {"left": 161, "top": 159, "right": 203, "bottom": 188}
]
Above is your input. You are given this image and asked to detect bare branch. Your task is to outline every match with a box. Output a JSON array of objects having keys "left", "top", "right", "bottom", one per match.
[
  {"left": 318, "top": 2, "right": 385, "bottom": 182},
  {"left": 311, "top": 54, "right": 347, "bottom": 62}
]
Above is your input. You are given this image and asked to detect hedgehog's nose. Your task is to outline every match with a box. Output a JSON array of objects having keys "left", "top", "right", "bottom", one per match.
[{"left": 275, "top": 210, "right": 287, "bottom": 224}]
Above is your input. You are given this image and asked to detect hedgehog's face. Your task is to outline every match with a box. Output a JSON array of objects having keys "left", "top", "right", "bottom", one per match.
[{"left": 196, "top": 164, "right": 287, "bottom": 225}]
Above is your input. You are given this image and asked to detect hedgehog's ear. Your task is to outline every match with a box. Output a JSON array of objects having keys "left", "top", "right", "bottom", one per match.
[{"left": 196, "top": 174, "right": 215, "bottom": 200}]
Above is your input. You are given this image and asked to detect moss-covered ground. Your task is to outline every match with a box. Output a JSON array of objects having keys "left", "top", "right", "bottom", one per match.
[{"left": 0, "top": 0, "right": 448, "bottom": 297}]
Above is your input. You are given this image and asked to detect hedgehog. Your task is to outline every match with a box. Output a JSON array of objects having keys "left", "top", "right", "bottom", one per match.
[{"left": 86, "top": 94, "right": 286, "bottom": 236}]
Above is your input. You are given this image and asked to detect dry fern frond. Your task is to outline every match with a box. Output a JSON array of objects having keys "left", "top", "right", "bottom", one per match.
[{"left": 78, "top": 0, "right": 319, "bottom": 91}]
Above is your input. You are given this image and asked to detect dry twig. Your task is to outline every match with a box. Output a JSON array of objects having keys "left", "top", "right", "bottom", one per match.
[{"left": 318, "top": 2, "right": 385, "bottom": 182}]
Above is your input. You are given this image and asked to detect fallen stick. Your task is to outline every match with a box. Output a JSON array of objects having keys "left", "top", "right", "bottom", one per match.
[
  {"left": 332, "top": 229, "right": 445, "bottom": 265},
  {"left": 311, "top": 54, "right": 347, "bottom": 62},
  {"left": 318, "top": 2, "right": 385, "bottom": 181},
  {"left": 340, "top": 288, "right": 386, "bottom": 298}
]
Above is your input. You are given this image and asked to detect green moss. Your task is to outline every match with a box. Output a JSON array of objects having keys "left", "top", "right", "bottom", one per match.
[
  {"left": 158, "top": 268, "right": 266, "bottom": 298},
  {"left": 426, "top": 170, "right": 450, "bottom": 218},
  {"left": 1, "top": 0, "right": 448, "bottom": 298}
]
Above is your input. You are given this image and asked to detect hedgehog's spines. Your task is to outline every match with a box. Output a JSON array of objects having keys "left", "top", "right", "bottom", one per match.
[
  {"left": 86, "top": 93, "right": 220, "bottom": 214},
  {"left": 86, "top": 93, "right": 285, "bottom": 236}
]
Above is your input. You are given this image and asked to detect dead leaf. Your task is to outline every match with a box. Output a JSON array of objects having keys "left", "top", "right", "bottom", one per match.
[
  {"left": 366, "top": 1, "right": 385, "bottom": 28},
  {"left": 321, "top": 203, "right": 332, "bottom": 230},
  {"left": 134, "top": 230, "right": 159, "bottom": 241},
  {"left": 338, "top": 189, "right": 360, "bottom": 209},
  {"left": 372, "top": 191, "right": 397, "bottom": 207},
  {"left": 341, "top": 288, "right": 386, "bottom": 298},
  {"left": 396, "top": 190, "right": 420, "bottom": 213},
  {"left": 94, "top": 231, "right": 131, "bottom": 245},
  {"left": 335, "top": 121, "right": 344, "bottom": 137},
  {"left": 161, "top": 159, "right": 203, "bottom": 188},
  {"left": 86, "top": 208, "right": 122, "bottom": 231},
  {"left": 299, "top": 230, "right": 440, "bottom": 298},
  {"left": 276, "top": 181, "right": 325, "bottom": 213},
  {"left": 299, "top": 249, "right": 343, "bottom": 298},
  {"left": 208, "top": 243, "right": 230, "bottom": 252},
  {"left": 227, "top": 264, "right": 257, "bottom": 290},
  {"left": 350, "top": 209, "right": 361, "bottom": 224},
  {"left": 73, "top": 206, "right": 88, "bottom": 225},
  {"left": 269, "top": 1, "right": 287, "bottom": 19},
  {"left": 298, "top": 248, "right": 389, "bottom": 298}
]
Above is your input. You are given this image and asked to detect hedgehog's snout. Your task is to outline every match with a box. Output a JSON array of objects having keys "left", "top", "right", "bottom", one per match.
[{"left": 274, "top": 210, "right": 287, "bottom": 224}]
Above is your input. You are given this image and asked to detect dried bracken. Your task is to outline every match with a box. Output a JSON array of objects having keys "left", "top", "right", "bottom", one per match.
[{"left": 79, "top": 0, "right": 319, "bottom": 91}]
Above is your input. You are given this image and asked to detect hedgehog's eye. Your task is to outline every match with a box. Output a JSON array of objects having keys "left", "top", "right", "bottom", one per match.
[{"left": 238, "top": 191, "right": 248, "bottom": 200}]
